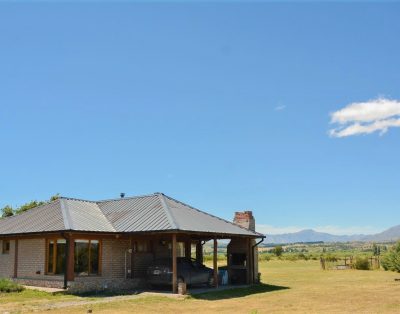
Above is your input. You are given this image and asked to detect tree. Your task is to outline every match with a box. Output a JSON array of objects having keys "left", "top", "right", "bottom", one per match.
[
  {"left": 1, "top": 194, "right": 60, "bottom": 218},
  {"left": 50, "top": 194, "right": 60, "bottom": 202},
  {"left": 381, "top": 241, "right": 400, "bottom": 273},
  {"left": 1, "top": 205, "right": 14, "bottom": 218},
  {"left": 273, "top": 245, "right": 283, "bottom": 257},
  {"left": 372, "top": 243, "right": 381, "bottom": 256},
  {"left": 14, "top": 200, "right": 45, "bottom": 215}
]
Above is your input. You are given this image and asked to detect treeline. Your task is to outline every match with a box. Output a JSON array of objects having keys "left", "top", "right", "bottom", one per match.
[{"left": 0, "top": 194, "right": 59, "bottom": 218}]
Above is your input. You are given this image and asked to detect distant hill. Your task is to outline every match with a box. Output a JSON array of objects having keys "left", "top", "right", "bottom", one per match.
[
  {"left": 265, "top": 225, "right": 400, "bottom": 244},
  {"left": 362, "top": 225, "right": 400, "bottom": 242}
]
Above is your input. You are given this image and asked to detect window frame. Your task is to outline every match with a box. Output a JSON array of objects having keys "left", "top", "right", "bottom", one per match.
[
  {"left": 45, "top": 238, "right": 66, "bottom": 275},
  {"left": 45, "top": 238, "right": 102, "bottom": 276},
  {"left": 134, "top": 240, "right": 151, "bottom": 253},
  {"left": 74, "top": 239, "right": 102, "bottom": 277},
  {"left": 2, "top": 240, "right": 10, "bottom": 254}
]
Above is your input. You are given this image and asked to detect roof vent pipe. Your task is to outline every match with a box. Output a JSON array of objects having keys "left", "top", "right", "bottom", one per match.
[{"left": 120, "top": 193, "right": 125, "bottom": 198}]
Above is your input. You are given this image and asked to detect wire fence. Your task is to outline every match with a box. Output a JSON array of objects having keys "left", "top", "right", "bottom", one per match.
[{"left": 320, "top": 256, "right": 380, "bottom": 270}]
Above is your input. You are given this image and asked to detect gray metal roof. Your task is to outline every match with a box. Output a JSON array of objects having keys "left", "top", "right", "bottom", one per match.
[{"left": 0, "top": 193, "right": 263, "bottom": 238}]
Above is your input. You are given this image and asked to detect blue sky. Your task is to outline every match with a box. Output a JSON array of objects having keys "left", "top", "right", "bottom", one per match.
[{"left": 1, "top": 2, "right": 399, "bottom": 235}]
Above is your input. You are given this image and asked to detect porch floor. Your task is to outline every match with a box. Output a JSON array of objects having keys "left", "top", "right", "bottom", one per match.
[
  {"left": 23, "top": 285, "right": 65, "bottom": 294},
  {"left": 147, "top": 284, "right": 250, "bottom": 295}
]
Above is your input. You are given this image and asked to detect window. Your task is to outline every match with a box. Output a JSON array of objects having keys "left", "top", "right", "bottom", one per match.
[
  {"left": 2, "top": 240, "right": 10, "bottom": 254},
  {"left": 74, "top": 239, "right": 100, "bottom": 276},
  {"left": 46, "top": 239, "right": 66, "bottom": 274},
  {"left": 177, "top": 242, "right": 185, "bottom": 257},
  {"left": 135, "top": 240, "right": 150, "bottom": 253}
]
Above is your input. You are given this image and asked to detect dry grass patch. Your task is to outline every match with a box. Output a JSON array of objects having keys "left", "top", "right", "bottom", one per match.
[{"left": 1, "top": 260, "right": 400, "bottom": 313}]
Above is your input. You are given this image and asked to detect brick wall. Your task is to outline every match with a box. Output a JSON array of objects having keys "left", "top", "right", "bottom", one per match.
[
  {"left": 17, "top": 238, "right": 46, "bottom": 277},
  {"left": 101, "top": 239, "right": 130, "bottom": 279},
  {"left": 5, "top": 237, "right": 166, "bottom": 293},
  {"left": 233, "top": 211, "right": 255, "bottom": 231},
  {"left": 0, "top": 239, "right": 15, "bottom": 278}
]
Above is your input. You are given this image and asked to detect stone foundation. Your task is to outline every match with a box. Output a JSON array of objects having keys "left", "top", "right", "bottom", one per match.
[
  {"left": 13, "top": 277, "right": 146, "bottom": 294},
  {"left": 68, "top": 277, "right": 145, "bottom": 294},
  {"left": 13, "top": 277, "right": 65, "bottom": 289}
]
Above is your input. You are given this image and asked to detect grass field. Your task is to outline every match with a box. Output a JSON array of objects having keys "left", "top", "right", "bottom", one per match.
[{"left": 1, "top": 260, "right": 400, "bottom": 313}]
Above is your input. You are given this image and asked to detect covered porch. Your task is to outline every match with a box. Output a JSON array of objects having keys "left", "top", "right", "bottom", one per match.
[{"left": 61, "top": 230, "right": 262, "bottom": 294}]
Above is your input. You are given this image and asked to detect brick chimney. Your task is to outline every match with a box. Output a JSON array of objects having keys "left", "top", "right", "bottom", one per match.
[{"left": 233, "top": 211, "right": 255, "bottom": 231}]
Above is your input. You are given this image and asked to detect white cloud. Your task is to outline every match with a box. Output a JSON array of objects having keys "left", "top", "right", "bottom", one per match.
[
  {"left": 274, "top": 105, "right": 286, "bottom": 111},
  {"left": 329, "top": 97, "right": 400, "bottom": 137},
  {"left": 256, "top": 224, "right": 381, "bottom": 235}
]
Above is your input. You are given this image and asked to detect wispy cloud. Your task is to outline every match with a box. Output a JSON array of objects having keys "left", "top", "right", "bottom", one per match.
[
  {"left": 274, "top": 105, "right": 286, "bottom": 111},
  {"left": 256, "top": 224, "right": 381, "bottom": 235},
  {"left": 329, "top": 97, "right": 400, "bottom": 137}
]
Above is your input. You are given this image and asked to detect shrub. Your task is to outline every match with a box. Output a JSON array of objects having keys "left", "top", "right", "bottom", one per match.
[
  {"left": 259, "top": 254, "right": 271, "bottom": 261},
  {"left": 297, "top": 253, "right": 309, "bottom": 260},
  {"left": 353, "top": 257, "right": 370, "bottom": 270},
  {"left": 324, "top": 254, "right": 338, "bottom": 262},
  {"left": 0, "top": 278, "right": 25, "bottom": 293},
  {"left": 381, "top": 241, "right": 400, "bottom": 273},
  {"left": 272, "top": 246, "right": 283, "bottom": 257},
  {"left": 284, "top": 254, "right": 298, "bottom": 261}
]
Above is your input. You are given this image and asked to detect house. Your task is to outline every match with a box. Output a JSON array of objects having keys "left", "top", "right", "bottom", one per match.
[{"left": 0, "top": 193, "right": 264, "bottom": 293}]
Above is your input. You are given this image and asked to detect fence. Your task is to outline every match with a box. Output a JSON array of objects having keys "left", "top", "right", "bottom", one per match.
[{"left": 320, "top": 256, "right": 380, "bottom": 270}]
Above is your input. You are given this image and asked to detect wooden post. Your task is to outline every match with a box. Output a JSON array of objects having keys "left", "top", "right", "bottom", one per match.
[
  {"left": 213, "top": 238, "right": 218, "bottom": 288},
  {"left": 172, "top": 234, "right": 177, "bottom": 293},
  {"left": 66, "top": 237, "right": 75, "bottom": 282},
  {"left": 185, "top": 240, "right": 191, "bottom": 259},
  {"left": 247, "top": 238, "right": 252, "bottom": 284},
  {"left": 249, "top": 239, "right": 254, "bottom": 284},
  {"left": 14, "top": 239, "right": 18, "bottom": 278},
  {"left": 196, "top": 241, "right": 203, "bottom": 264},
  {"left": 130, "top": 237, "right": 135, "bottom": 279}
]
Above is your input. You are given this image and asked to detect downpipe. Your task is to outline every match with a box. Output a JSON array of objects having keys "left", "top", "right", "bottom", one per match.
[{"left": 251, "top": 237, "right": 265, "bottom": 284}]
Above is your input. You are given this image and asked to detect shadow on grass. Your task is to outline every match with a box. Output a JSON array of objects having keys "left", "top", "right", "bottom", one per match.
[
  {"left": 70, "top": 290, "right": 142, "bottom": 298},
  {"left": 191, "top": 283, "right": 289, "bottom": 300},
  {"left": 69, "top": 283, "right": 289, "bottom": 300}
]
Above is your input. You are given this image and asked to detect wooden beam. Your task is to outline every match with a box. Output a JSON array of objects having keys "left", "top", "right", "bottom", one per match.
[
  {"left": 172, "top": 234, "right": 177, "bottom": 294},
  {"left": 13, "top": 239, "right": 18, "bottom": 278},
  {"left": 185, "top": 240, "right": 191, "bottom": 259},
  {"left": 66, "top": 237, "right": 75, "bottom": 282},
  {"left": 213, "top": 238, "right": 218, "bottom": 288},
  {"left": 196, "top": 241, "right": 203, "bottom": 264}
]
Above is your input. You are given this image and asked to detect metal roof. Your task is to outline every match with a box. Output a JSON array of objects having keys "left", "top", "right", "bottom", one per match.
[{"left": 0, "top": 193, "right": 263, "bottom": 238}]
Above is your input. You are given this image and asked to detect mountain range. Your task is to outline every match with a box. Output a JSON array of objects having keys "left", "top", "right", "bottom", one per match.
[{"left": 265, "top": 225, "right": 400, "bottom": 244}]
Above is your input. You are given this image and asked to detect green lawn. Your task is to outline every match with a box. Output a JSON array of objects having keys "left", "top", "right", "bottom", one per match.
[{"left": 1, "top": 260, "right": 400, "bottom": 313}]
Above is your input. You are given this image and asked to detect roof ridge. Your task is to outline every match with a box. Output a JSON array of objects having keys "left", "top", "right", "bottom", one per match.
[
  {"left": 157, "top": 193, "right": 179, "bottom": 230},
  {"left": 96, "top": 193, "right": 159, "bottom": 204},
  {"left": 59, "top": 196, "right": 96, "bottom": 203},
  {"left": 163, "top": 194, "right": 264, "bottom": 237},
  {"left": 59, "top": 198, "right": 72, "bottom": 230}
]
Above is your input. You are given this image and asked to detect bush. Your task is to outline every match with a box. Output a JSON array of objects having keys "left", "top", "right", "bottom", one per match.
[
  {"left": 297, "top": 253, "right": 309, "bottom": 260},
  {"left": 284, "top": 254, "right": 298, "bottom": 261},
  {"left": 0, "top": 278, "right": 25, "bottom": 293},
  {"left": 272, "top": 246, "right": 283, "bottom": 257},
  {"left": 259, "top": 254, "right": 271, "bottom": 261},
  {"left": 381, "top": 241, "right": 400, "bottom": 272},
  {"left": 353, "top": 257, "right": 370, "bottom": 270},
  {"left": 324, "top": 254, "right": 338, "bottom": 262}
]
